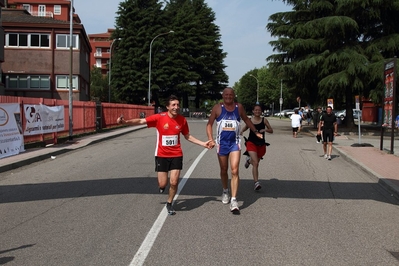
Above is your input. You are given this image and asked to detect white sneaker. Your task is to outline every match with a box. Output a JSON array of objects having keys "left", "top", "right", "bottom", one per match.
[
  {"left": 324, "top": 154, "right": 328, "bottom": 159},
  {"left": 221, "top": 192, "right": 230, "bottom": 204},
  {"left": 254, "top": 181, "right": 262, "bottom": 191},
  {"left": 230, "top": 199, "right": 239, "bottom": 212},
  {"left": 328, "top": 155, "right": 331, "bottom": 160}
]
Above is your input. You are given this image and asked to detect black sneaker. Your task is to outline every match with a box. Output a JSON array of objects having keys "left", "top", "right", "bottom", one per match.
[
  {"left": 166, "top": 202, "right": 176, "bottom": 215},
  {"left": 159, "top": 187, "right": 165, "bottom": 193}
]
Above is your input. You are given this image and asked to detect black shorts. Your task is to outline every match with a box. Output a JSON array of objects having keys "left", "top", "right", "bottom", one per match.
[
  {"left": 155, "top": 156, "right": 183, "bottom": 172},
  {"left": 322, "top": 129, "right": 334, "bottom": 143}
]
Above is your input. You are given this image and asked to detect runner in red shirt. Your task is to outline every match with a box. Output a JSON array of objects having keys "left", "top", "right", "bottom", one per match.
[{"left": 117, "top": 95, "right": 211, "bottom": 215}]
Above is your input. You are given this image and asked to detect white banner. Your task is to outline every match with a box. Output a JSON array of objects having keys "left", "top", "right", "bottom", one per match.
[
  {"left": 24, "top": 104, "right": 65, "bottom": 136},
  {"left": 0, "top": 103, "right": 25, "bottom": 159}
]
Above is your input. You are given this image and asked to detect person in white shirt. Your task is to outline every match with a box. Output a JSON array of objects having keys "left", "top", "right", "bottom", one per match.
[{"left": 290, "top": 109, "right": 302, "bottom": 138}]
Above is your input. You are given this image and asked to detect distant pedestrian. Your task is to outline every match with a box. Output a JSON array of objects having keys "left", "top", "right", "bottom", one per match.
[
  {"left": 297, "top": 108, "right": 305, "bottom": 133},
  {"left": 318, "top": 106, "right": 337, "bottom": 160},
  {"left": 117, "top": 95, "right": 212, "bottom": 215},
  {"left": 396, "top": 114, "right": 399, "bottom": 135},
  {"left": 240, "top": 104, "right": 273, "bottom": 191},
  {"left": 305, "top": 109, "right": 313, "bottom": 125},
  {"left": 290, "top": 109, "right": 301, "bottom": 138},
  {"left": 313, "top": 107, "right": 322, "bottom": 129}
]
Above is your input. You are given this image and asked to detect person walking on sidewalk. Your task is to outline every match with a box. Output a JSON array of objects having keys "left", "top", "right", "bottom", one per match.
[
  {"left": 206, "top": 87, "right": 262, "bottom": 213},
  {"left": 318, "top": 106, "right": 338, "bottom": 160},
  {"left": 117, "top": 95, "right": 212, "bottom": 215},
  {"left": 240, "top": 104, "right": 273, "bottom": 191},
  {"left": 290, "top": 109, "right": 302, "bottom": 138}
]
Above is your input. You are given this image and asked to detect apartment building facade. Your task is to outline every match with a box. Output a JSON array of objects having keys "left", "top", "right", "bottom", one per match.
[
  {"left": 1, "top": 0, "right": 92, "bottom": 101},
  {"left": 88, "top": 28, "right": 114, "bottom": 76}
]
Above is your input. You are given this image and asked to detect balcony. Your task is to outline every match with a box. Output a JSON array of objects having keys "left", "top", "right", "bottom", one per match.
[{"left": 29, "top": 11, "right": 54, "bottom": 18}]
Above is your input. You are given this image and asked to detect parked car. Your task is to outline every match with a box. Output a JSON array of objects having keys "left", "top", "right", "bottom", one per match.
[
  {"left": 334, "top": 109, "right": 362, "bottom": 120},
  {"left": 274, "top": 109, "right": 293, "bottom": 117},
  {"left": 263, "top": 110, "right": 271, "bottom": 117},
  {"left": 335, "top": 109, "right": 346, "bottom": 120},
  {"left": 353, "top": 110, "right": 362, "bottom": 120}
]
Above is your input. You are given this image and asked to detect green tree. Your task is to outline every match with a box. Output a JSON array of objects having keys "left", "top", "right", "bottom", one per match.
[
  {"left": 267, "top": 0, "right": 399, "bottom": 127},
  {"left": 112, "top": 0, "right": 167, "bottom": 104},
  {"left": 164, "top": 0, "right": 228, "bottom": 108},
  {"left": 110, "top": 0, "right": 228, "bottom": 108},
  {"left": 90, "top": 67, "right": 108, "bottom": 102}
]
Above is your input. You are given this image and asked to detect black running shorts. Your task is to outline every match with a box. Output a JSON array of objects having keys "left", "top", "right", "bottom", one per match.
[{"left": 155, "top": 156, "right": 183, "bottom": 172}]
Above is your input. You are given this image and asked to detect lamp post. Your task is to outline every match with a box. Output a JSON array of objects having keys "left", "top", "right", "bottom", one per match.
[
  {"left": 148, "top": 30, "right": 174, "bottom": 106},
  {"left": 108, "top": 38, "right": 121, "bottom": 103},
  {"left": 68, "top": 0, "right": 74, "bottom": 140},
  {"left": 249, "top": 74, "right": 259, "bottom": 104},
  {"left": 279, "top": 79, "right": 283, "bottom": 119}
]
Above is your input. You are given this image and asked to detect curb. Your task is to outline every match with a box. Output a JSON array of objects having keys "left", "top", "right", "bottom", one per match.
[
  {"left": 0, "top": 126, "right": 146, "bottom": 174},
  {"left": 333, "top": 146, "right": 399, "bottom": 200},
  {"left": 306, "top": 128, "right": 399, "bottom": 200}
]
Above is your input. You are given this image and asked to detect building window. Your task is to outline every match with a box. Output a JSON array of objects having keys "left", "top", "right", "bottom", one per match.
[
  {"left": 95, "top": 59, "right": 102, "bottom": 68},
  {"left": 54, "top": 5, "right": 61, "bottom": 15},
  {"left": 38, "top": 5, "right": 46, "bottom": 17},
  {"left": 56, "top": 75, "right": 78, "bottom": 90},
  {"left": 56, "top": 34, "right": 79, "bottom": 49},
  {"left": 6, "top": 75, "right": 50, "bottom": 90},
  {"left": 95, "top": 47, "right": 102, "bottom": 56},
  {"left": 30, "top": 34, "right": 50, "bottom": 47},
  {"left": 5, "top": 33, "right": 50, "bottom": 48},
  {"left": 22, "top": 4, "right": 31, "bottom": 13}
]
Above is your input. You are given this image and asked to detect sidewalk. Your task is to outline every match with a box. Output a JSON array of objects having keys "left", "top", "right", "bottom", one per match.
[
  {"left": 1, "top": 124, "right": 399, "bottom": 200},
  {"left": 307, "top": 127, "right": 399, "bottom": 199},
  {"left": 0, "top": 125, "right": 146, "bottom": 174}
]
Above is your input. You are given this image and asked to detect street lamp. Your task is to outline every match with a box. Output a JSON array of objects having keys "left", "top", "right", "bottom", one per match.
[
  {"left": 249, "top": 74, "right": 259, "bottom": 104},
  {"left": 68, "top": 0, "right": 74, "bottom": 140},
  {"left": 108, "top": 38, "right": 121, "bottom": 103},
  {"left": 148, "top": 30, "right": 174, "bottom": 106},
  {"left": 279, "top": 79, "right": 283, "bottom": 119}
]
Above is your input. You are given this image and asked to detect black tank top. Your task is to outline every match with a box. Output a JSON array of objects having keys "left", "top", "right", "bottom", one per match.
[{"left": 248, "top": 117, "right": 266, "bottom": 146}]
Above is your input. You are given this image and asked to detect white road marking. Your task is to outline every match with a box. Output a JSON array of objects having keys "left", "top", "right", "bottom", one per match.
[{"left": 129, "top": 148, "right": 209, "bottom": 266}]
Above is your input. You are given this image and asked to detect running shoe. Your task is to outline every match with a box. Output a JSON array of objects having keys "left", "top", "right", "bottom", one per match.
[
  {"left": 324, "top": 154, "right": 328, "bottom": 159},
  {"left": 254, "top": 181, "right": 262, "bottom": 191},
  {"left": 244, "top": 156, "right": 250, "bottom": 169},
  {"left": 230, "top": 199, "right": 239, "bottom": 212},
  {"left": 222, "top": 191, "right": 230, "bottom": 204},
  {"left": 166, "top": 202, "right": 176, "bottom": 215},
  {"left": 328, "top": 155, "right": 331, "bottom": 160},
  {"left": 159, "top": 187, "right": 165, "bottom": 193}
]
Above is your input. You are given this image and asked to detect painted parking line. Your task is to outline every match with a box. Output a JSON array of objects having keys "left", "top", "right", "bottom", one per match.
[{"left": 129, "top": 148, "right": 209, "bottom": 266}]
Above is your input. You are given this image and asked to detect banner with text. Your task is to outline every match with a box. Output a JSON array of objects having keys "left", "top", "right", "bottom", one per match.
[
  {"left": 0, "top": 103, "right": 25, "bottom": 159},
  {"left": 24, "top": 104, "right": 65, "bottom": 136}
]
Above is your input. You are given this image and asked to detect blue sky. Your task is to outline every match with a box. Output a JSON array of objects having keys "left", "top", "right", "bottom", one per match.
[{"left": 74, "top": 0, "right": 291, "bottom": 86}]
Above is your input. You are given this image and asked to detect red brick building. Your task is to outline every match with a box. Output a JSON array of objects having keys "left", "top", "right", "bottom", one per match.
[
  {"left": 2, "top": 0, "right": 92, "bottom": 101},
  {"left": 88, "top": 28, "right": 115, "bottom": 76}
]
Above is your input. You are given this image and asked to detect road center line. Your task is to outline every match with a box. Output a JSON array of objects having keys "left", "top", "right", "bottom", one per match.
[{"left": 129, "top": 148, "right": 209, "bottom": 266}]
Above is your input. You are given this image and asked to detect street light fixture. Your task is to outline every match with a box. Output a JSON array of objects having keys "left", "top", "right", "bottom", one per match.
[
  {"left": 108, "top": 38, "right": 121, "bottom": 103},
  {"left": 249, "top": 74, "right": 259, "bottom": 104},
  {"left": 148, "top": 30, "right": 174, "bottom": 106}
]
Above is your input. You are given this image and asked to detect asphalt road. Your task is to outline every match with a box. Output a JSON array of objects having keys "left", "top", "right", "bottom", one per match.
[{"left": 1, "top": 119, "right": 399, "bottom": 266}]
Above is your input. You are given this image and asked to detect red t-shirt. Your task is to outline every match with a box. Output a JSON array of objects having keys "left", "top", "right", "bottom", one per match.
[{"left": 145, "top": 112, "right": 189, "bottom": 157}]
